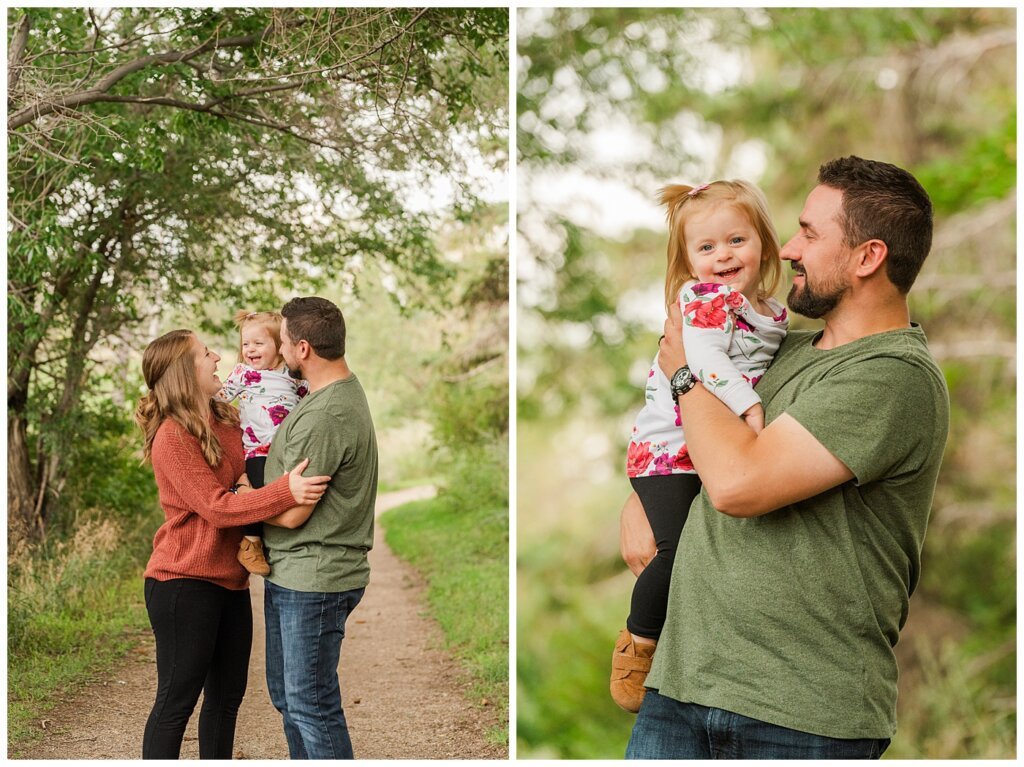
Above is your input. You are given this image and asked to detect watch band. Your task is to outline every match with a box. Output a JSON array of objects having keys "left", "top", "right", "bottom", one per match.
[{"left": 670, "top": 365, "right": 696, "bottom": 400}]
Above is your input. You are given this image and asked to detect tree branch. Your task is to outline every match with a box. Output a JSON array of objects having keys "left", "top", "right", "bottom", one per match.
[
  {"left": 9, "top": 29, "right": 270, "bottom": 130},
  {"left": 7, "top": 13, "right": 31, "bottom": 98}
]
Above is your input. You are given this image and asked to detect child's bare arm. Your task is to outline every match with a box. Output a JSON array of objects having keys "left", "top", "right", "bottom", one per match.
[{"left": 620, "top": 492, "right": 656, "bottom": 576}]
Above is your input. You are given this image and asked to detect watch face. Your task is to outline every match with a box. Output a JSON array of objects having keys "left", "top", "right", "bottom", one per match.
[{"left": 671, "top": 366, "right": 694, "bottom": 394}]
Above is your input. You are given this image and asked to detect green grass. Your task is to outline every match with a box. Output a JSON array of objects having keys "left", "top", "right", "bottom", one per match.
[
  {"left": 382, "top": 491, "right": 509, "bottom": 746},
  {"left": 8, "top": 509, "right": 160, "bottom": 754},
  {"left": 377, "top": 474, "right": 444, "bottom": 494}
]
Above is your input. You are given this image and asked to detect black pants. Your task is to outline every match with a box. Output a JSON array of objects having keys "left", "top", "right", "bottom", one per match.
[
  {"left": 242, "top": 456, "right": 267, "bottom": 537},
  {"left": 626, "top": 474, "right": 702, "bottom": 639},
  {"left": 143, "top": 578, "right": 252, "bottom": 759}
]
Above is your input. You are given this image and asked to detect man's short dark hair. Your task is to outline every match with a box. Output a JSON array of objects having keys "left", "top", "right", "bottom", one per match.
[
  {"left": 281, "top": 297, "right": 346, "bottom": 360},
  {"left": 818, "top": 156, "right": 933, "bottom": 294}
]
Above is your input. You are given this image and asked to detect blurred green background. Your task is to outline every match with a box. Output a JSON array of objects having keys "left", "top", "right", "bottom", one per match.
[{"left": 516, "top": 8, "right": 1015, "bottom": 759}]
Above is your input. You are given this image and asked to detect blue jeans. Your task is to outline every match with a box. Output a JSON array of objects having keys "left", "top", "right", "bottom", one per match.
[
  {"left": 627, "top": 690, "right": 890, "bottom": 759},
  {"left": 264, "top": 580, "right": 365, "bottom": 759}
]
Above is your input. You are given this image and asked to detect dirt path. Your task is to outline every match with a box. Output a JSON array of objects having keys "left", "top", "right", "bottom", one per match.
[{"left": 12, "top": 486, "right": 506, "bottom": 759}]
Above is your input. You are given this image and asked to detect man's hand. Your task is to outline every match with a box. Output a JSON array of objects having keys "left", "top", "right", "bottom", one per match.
[
  {"left": 620, "top": 492, "right": 656, "bottom": 576},
  {"left": 658, "top": 300, "right": 687, "bottom": 379},
  {"left": 742, "top": 403, "right": 765, "bottom": 434}
]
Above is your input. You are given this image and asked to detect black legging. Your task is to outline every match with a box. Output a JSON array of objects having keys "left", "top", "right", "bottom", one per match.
[
  {"left": 143, "top": 578, "right": 252, "bottom": 759},
  {"left": 627, "top": 473, "right": 703, "bottom": 639},
  {"left": 242, "top": 456, "right": 267, "bottom": 537}
]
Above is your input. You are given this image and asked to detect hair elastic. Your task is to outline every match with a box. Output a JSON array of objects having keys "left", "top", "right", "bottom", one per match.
[{"left": 688, "top": 184, "right": 711, "bottom": 197}]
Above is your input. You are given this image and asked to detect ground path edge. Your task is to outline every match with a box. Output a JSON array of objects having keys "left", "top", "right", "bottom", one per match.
[{"left": 10, "top": 485, "right": 506, "bottom": 759}]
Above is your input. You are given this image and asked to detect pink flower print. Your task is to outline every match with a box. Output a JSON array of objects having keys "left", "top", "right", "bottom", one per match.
[
  {"left": 252, "top": 443, "right": 271, "bottom": 457},
  {"left": 243, "top": 369, "right": 262, "bottom": 386},
  {"left": 685, "top": 295, "right": 727, "bottom": 330},
  {"left": 626, "top": 441, "right": 655, "bottom": 478},
  {"left": 673, "top": 445, "right": 694, "bottom": 472},
  {"left": 648, "top": 368, "right": 655, "bottom": 378},
  {"left": 749, "top": 374, "right": 763, "bottom": 388},
  {"left": 244, "top": 426, "right": 259, "bottom": 444},
  {"left": 267, "top": 405, "right": 289, "bottom": 426},
  {"left": 296, "top": 383, "right": 309, "bottom": 398},
  {"left": 725, "top": 291, "right": 745, "bottom": 310},
  {"left": 774, "top": 308, "right": 788, "bottom": 323},
  {"left": 691, "top": 282, "right": 721, "bottom": 296},
  {"left": 651, "top": 453, "right": 675, "bottom": 476},
  {"left": 735, "top": 314, "right": 754, "bottom": 333},
  {"left": 674, "top": 403, "right": 681, "bottom": 427}
]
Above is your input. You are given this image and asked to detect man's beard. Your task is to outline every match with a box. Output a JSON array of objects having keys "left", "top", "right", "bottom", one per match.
[
  {"left": 286, "top": 363, "right": 303, "bottom": 379},
  {"left": 787, "top": 268, "right": 849, "bottom": 319}
]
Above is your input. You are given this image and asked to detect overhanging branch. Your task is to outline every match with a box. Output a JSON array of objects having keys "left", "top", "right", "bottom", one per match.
[{"left": 8, "top": 28, "right": 269, "bottom": 130}]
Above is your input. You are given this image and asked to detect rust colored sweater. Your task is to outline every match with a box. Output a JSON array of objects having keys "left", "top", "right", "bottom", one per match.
[{"left": 143, "top": 416, "right": 296, "bottom": 590}]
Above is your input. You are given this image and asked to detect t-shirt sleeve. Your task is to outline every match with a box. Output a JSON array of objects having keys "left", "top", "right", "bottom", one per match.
[
  {"left": 784, "top": 356, "right": 940, "bottom": 485},
  {"left": 273, "top": 412, "right": 346, "bottom": 481},
  {"left": 681, "top": 283, "right": 761, "bottom": 417}
]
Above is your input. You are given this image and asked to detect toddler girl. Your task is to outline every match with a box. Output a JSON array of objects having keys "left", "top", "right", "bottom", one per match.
[
  {"left": 611, "top": 180, "right": 789, "bottom": 712},
  {"left": 218, "top": 310, "right": 308, "bottom": 575}
]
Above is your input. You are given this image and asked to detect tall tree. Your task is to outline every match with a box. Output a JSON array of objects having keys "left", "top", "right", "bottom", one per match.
[{"left": 8, "top": 7, "right": 508, "bottom": 546}]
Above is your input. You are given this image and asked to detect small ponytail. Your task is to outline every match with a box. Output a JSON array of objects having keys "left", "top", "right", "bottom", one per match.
[
  {"left": 658, "top": 184, "right": 702, "bottom": 310},
  {"left": 233, "top": 309, "right": 257, "bottom": 327}
]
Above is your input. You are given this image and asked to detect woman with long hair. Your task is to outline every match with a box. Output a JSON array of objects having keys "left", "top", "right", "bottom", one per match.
[{"left": 135, "top": 329, "right": 329, "bottom": 759}]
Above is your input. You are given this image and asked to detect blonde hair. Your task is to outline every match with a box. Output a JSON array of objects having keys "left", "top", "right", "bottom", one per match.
[
  {"left": 658, "top": 180, "right": 782, "bottom": 310},
  {"left": 134, "top": 329, "right": 239, "bottom": 466},
  {"left": 233, "top": 310, "right": 284, "bottom": 367}
]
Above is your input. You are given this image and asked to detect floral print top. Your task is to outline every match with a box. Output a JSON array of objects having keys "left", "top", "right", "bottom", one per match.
[
  {"left": 627, "top": 281, "right": 789, "bottom": 478},
  {"left": 217, "top": 364, "right": 309, "bottom": 460}
]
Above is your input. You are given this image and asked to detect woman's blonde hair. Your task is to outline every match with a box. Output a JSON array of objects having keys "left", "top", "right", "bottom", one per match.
[
  {"left": 134, "top": 329, "right": 239, "bottom": 466},
  {"left": 658, "top": 180, "right": 782, "bottom": 310},
  {"left": 233, "top": 310, "right": 284, "bottom": 367}
]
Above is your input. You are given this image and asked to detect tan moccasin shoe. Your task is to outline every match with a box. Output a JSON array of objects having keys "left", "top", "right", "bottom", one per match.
[
  {"left": 610, "top": 628, "right": 656, "bottom": 713},
  {"left": 237, "top": 538, "right": 271, "bottom": 576}
]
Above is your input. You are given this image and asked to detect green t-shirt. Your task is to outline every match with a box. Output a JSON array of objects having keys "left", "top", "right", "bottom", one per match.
[
  {"left": 264, "top": 374, "right": 378, "bottom": 593},
  {"left": 645, "top": 325, "right": 949, "bottom": 739}
]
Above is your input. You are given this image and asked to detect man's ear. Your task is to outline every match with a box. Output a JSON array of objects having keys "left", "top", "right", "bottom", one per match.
[{"left": 854, "top": 239, "right": 888, "bottom": 279}]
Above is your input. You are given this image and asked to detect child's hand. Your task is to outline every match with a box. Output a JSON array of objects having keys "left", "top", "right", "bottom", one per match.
[{"left": 742, "top": 403, "right": 765, "bottom": 434}]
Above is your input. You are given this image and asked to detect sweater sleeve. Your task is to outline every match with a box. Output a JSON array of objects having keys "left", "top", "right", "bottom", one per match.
[
  {"left": 681, "top": 283, "right": 761, "bottom": 417},
  {"left": 153, "top": 423, "right": 296, "bottom": 528}
]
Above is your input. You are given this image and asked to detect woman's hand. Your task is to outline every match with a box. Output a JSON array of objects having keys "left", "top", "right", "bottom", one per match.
[
  {"left": 287, "top": 458, "right": 331, "bottom": 505},
  {"left": 620, "top": 492, "right": 656, "bottom": 576},
  {"left": 658, "top": 300, "right": 687, "bottom": 379}
]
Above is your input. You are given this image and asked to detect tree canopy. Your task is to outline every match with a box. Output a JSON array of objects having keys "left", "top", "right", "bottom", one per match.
[{"left": 7, "top": 7, "right": 508, "bottom": 545}]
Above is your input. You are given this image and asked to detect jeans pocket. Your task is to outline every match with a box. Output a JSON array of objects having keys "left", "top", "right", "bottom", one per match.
[{"left": 334, "top": 589, "right": 364, "bottom": 634}]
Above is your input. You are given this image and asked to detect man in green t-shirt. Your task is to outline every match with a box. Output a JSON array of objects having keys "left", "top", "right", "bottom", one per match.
[
  {"left": 622, "top": 157, "right": 949, "bottom": 759},
  {"left": 262, "top": 296, "right": 378, "bottom": 759}
]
